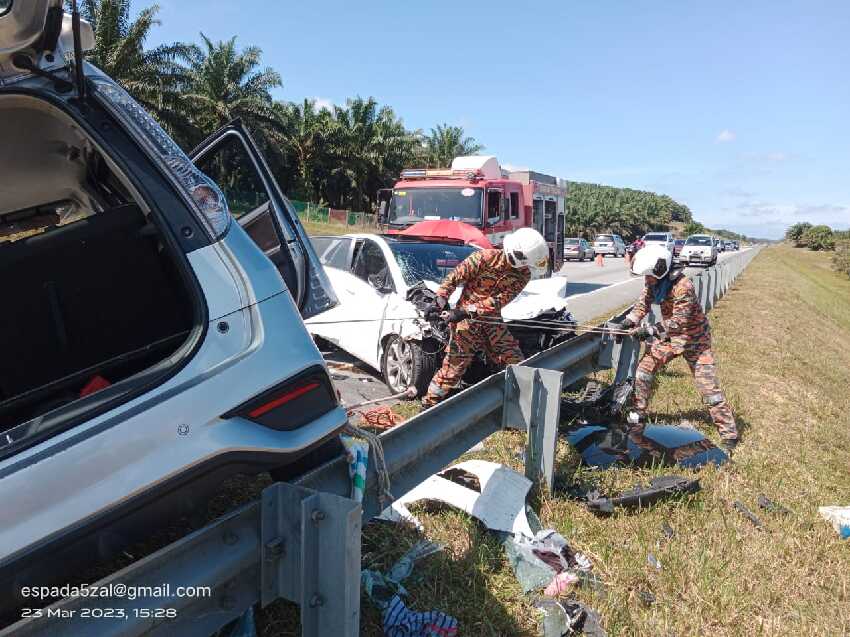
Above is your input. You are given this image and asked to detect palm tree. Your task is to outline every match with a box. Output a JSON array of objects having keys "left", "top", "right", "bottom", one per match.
[
  {"left": 74, "top": 1, "right": 195, "bottom": 143},
  {"left": 422, "top": 124, "right": 484, "bottom": 168},
  {"left": 182, "top": 34, "right": 281, "bottom": 146}
]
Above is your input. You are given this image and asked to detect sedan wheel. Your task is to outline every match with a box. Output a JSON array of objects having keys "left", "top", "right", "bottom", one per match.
[
  {"left": 381, "top": 335, "right": 441, "bottom": 397},
  {"left": 384, "top": 337, "right": 414, "bottom": 393}
]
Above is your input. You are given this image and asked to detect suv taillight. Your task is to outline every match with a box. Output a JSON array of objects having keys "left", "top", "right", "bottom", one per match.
[{"left": 224, "top": 367, "right": 337, "bottom": 430}]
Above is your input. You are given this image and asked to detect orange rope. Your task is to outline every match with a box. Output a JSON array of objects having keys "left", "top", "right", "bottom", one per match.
[{"left": 349, "top": 405, "right": 404, "bottom": 431}]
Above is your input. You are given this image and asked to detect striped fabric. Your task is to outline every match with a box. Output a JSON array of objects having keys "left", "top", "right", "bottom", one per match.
[{"left": 382, "top": 595, "right": 458, "bottom": 637}]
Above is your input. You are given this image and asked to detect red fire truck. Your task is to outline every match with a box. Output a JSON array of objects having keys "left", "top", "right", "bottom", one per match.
[{"left": 378, "top": 156, "right": 568, "bottom": 271}]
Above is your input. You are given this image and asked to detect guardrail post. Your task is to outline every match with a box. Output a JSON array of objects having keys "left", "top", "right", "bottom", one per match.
[
  {"left": 503, "top": 365, "right": 563, "bottom": 493},
  {"left": 262, "top": 484, "right": 361, "bottom": 637}
]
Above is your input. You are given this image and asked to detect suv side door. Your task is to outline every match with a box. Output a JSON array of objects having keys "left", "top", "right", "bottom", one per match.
[{"left": 190, "top": 120, "right": 337, "bottom": 319}]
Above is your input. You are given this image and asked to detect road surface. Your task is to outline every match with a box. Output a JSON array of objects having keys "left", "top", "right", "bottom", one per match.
[
  {"left": 328, "top": 250, "right": 750, "bottom": 405},
  {"left": 558, "top": 251, "right": 746, "bottom": 322}
]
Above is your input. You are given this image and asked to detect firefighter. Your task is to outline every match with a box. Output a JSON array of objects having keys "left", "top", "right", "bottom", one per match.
[
  {"left": 616, "top": 245, "right": 739, "bottom": 452},
  {"left": 421, "top": 228, "right": 550, "bottom": 408}
]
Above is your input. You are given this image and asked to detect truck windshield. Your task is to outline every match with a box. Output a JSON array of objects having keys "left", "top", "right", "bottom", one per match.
[
  {"left": 388, "top": 187, "right": 483, "bottom": 226},
  {"left": 686, "top": 236, "right": 712, "bottom": 246},
  {"left": 389, "top": 242, "right": 476, "bottom": 285}
]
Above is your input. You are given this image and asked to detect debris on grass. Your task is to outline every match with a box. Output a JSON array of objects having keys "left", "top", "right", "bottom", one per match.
[
  {"left": 757, "top": 494, "right": 792, "bottom": 515},
  {"left": 647, "top": 554, "right": 662, "bottom": 571},
  {"left": 379, "top": 460, "right": 534, "bottom": 536},
  {"left": 732, "top": 500, "right": 764, "bottom": 529},
  {"left": 584, "top": 475, "right": 701, "bottom": 515},
  {"left": 818, "top": 506, "right": 850, "bottom": 539},
  {"left": 534, "top": 598, "right": 607, "bottom": 637}
]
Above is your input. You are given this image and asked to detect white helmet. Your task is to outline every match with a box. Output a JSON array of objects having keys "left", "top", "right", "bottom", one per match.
[
  {"left": 631, "top": 244, "right": 672, "bottom": 279},
  {"left": 503, "top": 228, "right": 549, "bottom": 272}
]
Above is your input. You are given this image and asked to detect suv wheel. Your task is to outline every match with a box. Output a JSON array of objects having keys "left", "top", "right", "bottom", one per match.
[{"left": 382, "top": 335, "right": 440, "bottom": 397}]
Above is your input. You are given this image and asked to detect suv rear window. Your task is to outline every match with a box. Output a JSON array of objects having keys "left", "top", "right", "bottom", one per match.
[
  {"left": 595, "top": 235, "right": 613, "bottom": 241},
  {"left": 644, "top": 233, "right": 668, "bottom": 241},
  {"left": 565, "top": 239, "right": 579, "bottom": 245}
]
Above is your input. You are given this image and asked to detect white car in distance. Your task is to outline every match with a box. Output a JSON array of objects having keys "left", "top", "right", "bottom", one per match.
[
  {"left": 680, "top": 234, "right": 718, "bottom": 266},
  {"left": 306, "top": 234, "right": 574, "bottom": 395}
]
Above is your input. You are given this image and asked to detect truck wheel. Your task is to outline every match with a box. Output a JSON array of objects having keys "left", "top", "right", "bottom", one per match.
[{"left": 381, "top": 335, "right": 441, "bottom": 397}]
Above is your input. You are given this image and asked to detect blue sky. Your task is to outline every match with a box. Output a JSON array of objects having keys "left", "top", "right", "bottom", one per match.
[{"left": 148, "top": 0, "right": 850, "bottom": 239}]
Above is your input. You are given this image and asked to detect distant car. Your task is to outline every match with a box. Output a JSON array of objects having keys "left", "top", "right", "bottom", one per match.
[
  {"left": 715, "top": 238, "right": 726, "bottom": 252},
  {"left": 730, "top": 241, "right": 739, "bottom": 251},
  {"left": 672, "top": 239, "right": 685, "bottom": 260},
  {"left": 680, "top": 234, "right": 718, "bottom": 266},
  {"left": 564, "top": 238, "right": 594, "bottom": 261},
  {"left": 592, "top": 233, "right": 626, "bottom": 257},
  {"left": 642, "top": 232, "right": 675, "bottom": 252}
]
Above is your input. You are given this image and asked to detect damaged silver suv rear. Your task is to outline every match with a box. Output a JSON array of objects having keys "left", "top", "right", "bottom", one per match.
[{"left": 0, "top": 1, "right": 344, "bottom": 620}]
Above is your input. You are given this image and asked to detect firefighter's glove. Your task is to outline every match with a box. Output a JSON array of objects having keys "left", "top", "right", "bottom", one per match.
[
  {"left": 632, "top": 324, "right": 657, "bottom": 341},
  {"left": 442, "top": 308, "right": 469, "bottom": 323},
  {"left": 424, "top": 296, "right": 448, "bottom": 320}
]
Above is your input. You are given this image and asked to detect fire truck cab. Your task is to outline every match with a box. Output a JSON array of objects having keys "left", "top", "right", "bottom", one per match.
[{"left": 379, "top": 156, "right": 567, "bottom": 272}]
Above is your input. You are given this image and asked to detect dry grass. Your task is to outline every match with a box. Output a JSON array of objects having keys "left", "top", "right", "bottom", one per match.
[
  {"left": 302, "top": 219, "right": 370, "bottom": 237},
  {"left": 258, "top": 245, "right": 850, "bottom": 636}
]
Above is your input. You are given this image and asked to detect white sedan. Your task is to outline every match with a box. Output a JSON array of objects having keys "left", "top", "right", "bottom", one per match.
[{"left": 306, "top": 233, "right": 572, "bottom": 395}]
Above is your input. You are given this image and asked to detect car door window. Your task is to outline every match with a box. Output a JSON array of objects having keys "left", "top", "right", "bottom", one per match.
[
  {"left": 191, "top": 123, "right": 336, "bottom": 318},
  {"left": 312, "top": 237, "right": 353, "bottom": 269},
  {"left": 353, "top": 240, "right": 393, "bottom": 292}
]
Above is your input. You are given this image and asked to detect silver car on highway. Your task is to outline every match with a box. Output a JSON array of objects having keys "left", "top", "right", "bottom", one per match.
[
  {"left": 0, "top": 1, "right": 344, "bottom": 616},
  {"left": 592, "top": 233, "right": 626, "bottom": 257}
]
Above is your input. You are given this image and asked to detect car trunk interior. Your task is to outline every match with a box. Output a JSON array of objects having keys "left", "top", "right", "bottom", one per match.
[{"left": 0, "top": 95, "right": 195, "bottom": 437}]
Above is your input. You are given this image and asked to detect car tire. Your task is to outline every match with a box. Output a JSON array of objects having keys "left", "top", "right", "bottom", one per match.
[{"left": 382, "top": 335, "right": 441, "bottom": 398}]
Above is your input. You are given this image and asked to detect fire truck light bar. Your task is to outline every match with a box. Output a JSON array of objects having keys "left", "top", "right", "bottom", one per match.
[{"left": 399, "top": 168, "right": 483, "bottom": 180}]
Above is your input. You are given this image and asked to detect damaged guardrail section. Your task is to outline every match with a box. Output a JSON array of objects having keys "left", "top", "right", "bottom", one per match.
[{"left": 3, "top": 248, "right": 761, "bottom": 637}]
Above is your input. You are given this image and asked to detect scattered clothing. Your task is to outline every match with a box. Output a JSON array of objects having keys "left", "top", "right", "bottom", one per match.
[
  {"left": 340, "top": 436, "right": 369, "bottom": 503},
  {"left": 818, "top": 506, "right": 850, "bottom": 539},
  {"left": 543, "top": 571, "right": 580, "bottom": 597},
  {"left": 504, "top": 529, "right": 591, "bottom": 594},
  {"left": 382, "top": 595, "right": 458, "bottom": 637}
]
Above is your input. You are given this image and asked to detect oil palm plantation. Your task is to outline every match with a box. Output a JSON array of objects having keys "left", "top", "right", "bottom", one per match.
[
  {"left": 422, "top": 124, "right": 484, "bottom": 168},
  {"left": 181, "top": 34, "right": 281, "bottom": 147},
  {"left": 74, "top": 0, "right": 195, "bottom": 142}
]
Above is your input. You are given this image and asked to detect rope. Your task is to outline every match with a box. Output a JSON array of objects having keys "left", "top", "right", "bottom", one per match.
[{"left": 344, "top": 421, "right": 394, "bottom": 507}]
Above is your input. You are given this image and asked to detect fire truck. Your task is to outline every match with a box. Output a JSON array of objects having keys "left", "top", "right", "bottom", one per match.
[{"left": 378, "top": 156, "right": 568, "bottom": 272}]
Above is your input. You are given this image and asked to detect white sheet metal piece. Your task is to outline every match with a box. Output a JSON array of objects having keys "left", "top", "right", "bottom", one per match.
[{"left": 379, "top": 460, "right": 534, "bottom": 538}]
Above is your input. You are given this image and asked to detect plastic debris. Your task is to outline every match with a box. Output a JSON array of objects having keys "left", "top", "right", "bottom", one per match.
[
  {"left": 818, "top": 506, "right": 850, "bottom": 539},
  {"left": 585, "top": 476, "right": 700, "bottom": 515},
  {"left": 341, "top": 436, "right": 369, "bottom": 502},
  {"left": 504, "top": 529, "right": 592, "bottom": 594},
  {"left": 535, "top": 598, "right": 607, "bottom": 637},
  {"left": 732, "top": 500, "right": 764, "bottom": 529},
  {"left": 758, "top": 494, "right": 792, "bottom": 515},
  {"left": 379, "top": 460, "right": 534, "bottom": 537},
  {"left": 647, "top": 554, "right": 662, "bottom": 571}
]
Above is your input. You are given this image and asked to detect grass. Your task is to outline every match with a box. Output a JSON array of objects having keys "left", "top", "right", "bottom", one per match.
[
  {"left": 302, "top": 219, "right": 371, "bottom": 236},
  {"left": 258, "top": 245, "right": 850, "bottom": 636}
]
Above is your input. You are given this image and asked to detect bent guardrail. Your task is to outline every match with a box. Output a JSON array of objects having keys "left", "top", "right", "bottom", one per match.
[{"left": 3, "top": 248, "right": 762, "bottom": 637}]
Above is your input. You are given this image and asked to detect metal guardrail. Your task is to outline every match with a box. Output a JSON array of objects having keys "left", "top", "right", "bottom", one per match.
[{"left": 3, "top": 248, "right": 761, "bottom": 637}]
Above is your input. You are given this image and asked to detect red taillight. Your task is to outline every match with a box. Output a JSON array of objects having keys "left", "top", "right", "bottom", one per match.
[{"left": 248, "top": 382, "right": 320, "bottom": 418}]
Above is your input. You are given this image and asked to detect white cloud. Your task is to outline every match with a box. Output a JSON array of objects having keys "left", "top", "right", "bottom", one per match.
[
  {"left": 313, "top": 97, "right": 335, "bottom": 111},
  {"left": 716, "top": 129, "right": 736, "bottom": 143}
]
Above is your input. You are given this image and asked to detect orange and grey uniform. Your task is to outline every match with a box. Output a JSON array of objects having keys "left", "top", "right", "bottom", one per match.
[
  {"left": 422, "top": 249, "right": 530, "bottom": 407},
  {"left": 627, "top": 270, "right": 738, "bottom": 441}
]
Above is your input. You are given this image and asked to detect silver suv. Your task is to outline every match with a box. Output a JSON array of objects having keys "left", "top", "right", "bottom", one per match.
[
  {"left": 642, "top": 231, "right": 674, "bottom": 252},
  {"left": 592, "top": 233, "right": 626, "bottom": 257},
  {"left": 0, "top": 1, "right": 345, "bottom": 615}
]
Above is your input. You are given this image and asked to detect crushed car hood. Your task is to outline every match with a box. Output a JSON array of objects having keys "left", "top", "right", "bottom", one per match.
[{"left": 421, "top": 276, "right": 568, "bottom": 321}]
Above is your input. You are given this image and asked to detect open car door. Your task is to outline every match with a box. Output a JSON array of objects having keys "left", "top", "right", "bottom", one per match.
[{"left": 190, "top": 119, "right": 336, "bottom": 318}]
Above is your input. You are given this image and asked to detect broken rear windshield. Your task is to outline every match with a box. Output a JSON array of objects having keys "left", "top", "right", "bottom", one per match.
[{"left": 389, "top": 242, "right": 476, "bottom": 286}]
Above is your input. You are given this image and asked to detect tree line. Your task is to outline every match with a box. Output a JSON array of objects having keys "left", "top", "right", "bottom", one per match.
[
  {"left": 77, "top": 1, "right": 484, "bottom": 213},
  {"left": 785, "top": 222, "right": 850, "bottom": 278},
  {"left": 565, "top": 181, "right": 693, "bottom": 240}
]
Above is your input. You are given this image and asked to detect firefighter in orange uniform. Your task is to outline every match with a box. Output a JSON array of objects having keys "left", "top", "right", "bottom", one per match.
[{"left": 421, "top": 228, "right": 550, "bottom": 407}]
